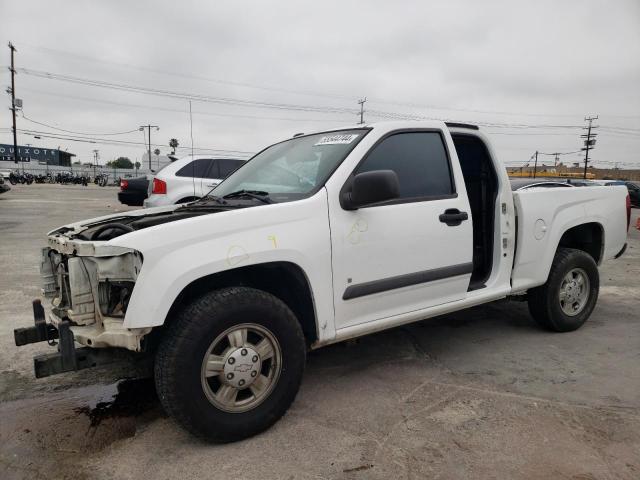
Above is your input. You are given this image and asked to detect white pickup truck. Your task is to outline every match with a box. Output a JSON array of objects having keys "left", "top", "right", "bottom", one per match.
[{"left": 14, "top": 121, "right": 631, "bottom": 442}]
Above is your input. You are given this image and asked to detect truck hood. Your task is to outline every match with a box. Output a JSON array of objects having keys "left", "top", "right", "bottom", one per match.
[
  {"left": 46, "top": 201, "right": 256, "bottom": 256},
  {"left": 106, "top": 192, "right": 327, "bottom": 262}
]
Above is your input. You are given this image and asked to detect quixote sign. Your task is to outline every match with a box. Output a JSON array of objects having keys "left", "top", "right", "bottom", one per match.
[{"left": 0, "top": 144, "right": 63, "bottom": 164}]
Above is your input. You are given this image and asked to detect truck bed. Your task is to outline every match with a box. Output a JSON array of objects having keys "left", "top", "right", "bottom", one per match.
[{"left": 511, "top": 185, "right": 628, "bottom": 291}]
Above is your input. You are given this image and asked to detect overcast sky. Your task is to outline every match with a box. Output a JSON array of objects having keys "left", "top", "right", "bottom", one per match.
[{"left": 1, "top": 0, "right": 639, "bottom": 169}]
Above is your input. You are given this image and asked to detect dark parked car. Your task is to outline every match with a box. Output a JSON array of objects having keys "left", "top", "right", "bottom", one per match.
[
  {"left": 593, "top": 180, "right": 639, "bottom": 207},
  {"left": 118, "top": 176, "right": 149, "bottom": 206},
  {"left": 625, "top": 181, "right": 640, "bottom": 207},
  {"left": 0, "top": 175, "right": 10, "bottom": 194}
]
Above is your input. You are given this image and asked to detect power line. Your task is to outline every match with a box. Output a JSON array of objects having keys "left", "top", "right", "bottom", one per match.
[
  {"left": 18, "top": 68, "right": 360, "bottom": 115},
  {"left": 18, "top": 87, "right": 349, "bottom": 123},
  {"left": 537, "top": 150, "right": 582, "bottom": 156},
  {"left": 366, "top": 97, "right": 640, "bottom": 120},
  {"left": 21, "top": 111, "right": 140, "bottom": 136},
  {"left": 13, "top": 127, "right": 254, "bottom": 156},
  {"left": 599, "top": 127, "right": 640, "bottom": 135},
  {"left": 30, "top": 86, "right": 634, "bottom": 137},
  {"left": 18, "top": 67, "right": 602, "bottom": 131},
  {"left": 366, "top": 108, "right": 584, "bottom": 129},
  {"left": 18, "top": 43, "right": 358, "bottom": 102},
  {"left": 17, "top": 43, "right": 640, "bottom": 120},
  {"left": 484, "top": 131, "right": 579, "bottom": 136}
]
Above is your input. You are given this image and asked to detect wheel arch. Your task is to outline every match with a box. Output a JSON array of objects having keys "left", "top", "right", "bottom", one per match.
[
  {"left": 158, "top": 261, "right": 319, "bottom": 347},
  {"left": 556, "top": 221, "right": 604, "bottom": 265}
]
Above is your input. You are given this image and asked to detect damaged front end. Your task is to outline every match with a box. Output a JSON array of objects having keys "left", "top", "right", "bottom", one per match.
[{"left": 14, "top": 230, "right": 151, "bottom": 378}]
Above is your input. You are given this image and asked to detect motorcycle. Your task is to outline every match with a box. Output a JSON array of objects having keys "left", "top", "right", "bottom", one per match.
[
  {"left": 8, "top": 170, "right": 34, "bottom": 185},
  {"left": 94, "top": 172, "right": 109, "bottom": 187},
  {"left": 34, "top": 173, "right": 54, "bottom": 184},
  {"left": 8, "top": 170, "right": 20, "bottom": 185}
]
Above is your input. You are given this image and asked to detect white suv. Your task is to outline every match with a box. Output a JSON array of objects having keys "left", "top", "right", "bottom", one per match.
[{"left": 144, "top": 155, "right": 245, "bottom": 207}]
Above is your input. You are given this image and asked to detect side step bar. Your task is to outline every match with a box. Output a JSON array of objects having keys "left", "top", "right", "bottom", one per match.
[{"left": 14, "top": 299, "right": 129, "bottom": 379}]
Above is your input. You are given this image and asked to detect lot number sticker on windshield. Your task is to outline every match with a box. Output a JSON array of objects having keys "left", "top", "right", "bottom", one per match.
[{"left": 314, "top": 134, "right": 359, "bottom": 146}]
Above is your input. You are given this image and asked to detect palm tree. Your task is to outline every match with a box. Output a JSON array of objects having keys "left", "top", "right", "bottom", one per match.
[{"left": 169, "top": 138, "right": 179, "bottom": 154}]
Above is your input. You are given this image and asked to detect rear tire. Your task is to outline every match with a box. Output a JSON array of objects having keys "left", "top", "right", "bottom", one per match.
[
  {"left": 528, "top": 248, "right": 599, "bottom": 332},
  {"left": 155, "top": 287, "right": 306, "bottom": 442}
]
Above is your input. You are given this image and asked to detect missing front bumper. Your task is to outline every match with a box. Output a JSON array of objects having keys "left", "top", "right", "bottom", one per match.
[{"left": 14, "top": 299, "right": 135, "bottom": 378}]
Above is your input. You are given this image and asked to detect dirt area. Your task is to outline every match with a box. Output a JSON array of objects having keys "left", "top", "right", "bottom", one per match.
[{"left": 1, "top": 183, "right": 638, "bottom": 480}]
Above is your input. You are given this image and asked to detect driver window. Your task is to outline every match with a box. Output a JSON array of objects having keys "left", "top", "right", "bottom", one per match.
[{"left": 356, "top": 132, "right": 454, "bottom": 199}]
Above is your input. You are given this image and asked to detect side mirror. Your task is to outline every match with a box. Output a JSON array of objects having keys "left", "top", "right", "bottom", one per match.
[{"left": 342, "top": 170, "right": 400, "bottom": 210}]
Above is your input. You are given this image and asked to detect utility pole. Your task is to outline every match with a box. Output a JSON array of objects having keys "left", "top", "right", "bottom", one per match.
[
  {"left": 581, "top": 115, "right": 598, "bottom": 179},
  {"left": 8, "top": 42, "right": 18, "bottom": 164},
  {"left": 532, "top": 151, "right": 539, "bottom": 179},
  {"left": 357, "top": 97, "right": 367, "bottom": 124},
  {"left": 139, "top": 124, "right": 159, "bottom": 171},
  {"left": 93, "top": 149, "right": 99, "bottom": 178}
]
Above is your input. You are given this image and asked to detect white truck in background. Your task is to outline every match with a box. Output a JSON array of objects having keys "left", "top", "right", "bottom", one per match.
[{"left": 14, "top": 121, "right": 630, "bottom": 442}]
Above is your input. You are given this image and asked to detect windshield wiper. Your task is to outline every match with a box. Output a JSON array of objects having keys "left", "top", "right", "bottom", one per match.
[
  {"left": 223, "top": 190, "right": 273, "bottom": 204},
  {"left": 177, "top": 195, "right": 234, "bottom": 210},
  {"left": 203, "top": 194, "right": 228, "bottom": 205}
]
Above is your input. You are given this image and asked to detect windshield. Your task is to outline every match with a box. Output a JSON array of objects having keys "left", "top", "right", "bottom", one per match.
[{"left": 209, "top": 129, "right": 367, "bottom": 203}]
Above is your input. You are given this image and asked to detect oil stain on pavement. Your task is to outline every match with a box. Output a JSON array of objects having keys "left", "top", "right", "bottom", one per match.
[{"left": 0, "top": 377, "right": 161, "bottom": 479}]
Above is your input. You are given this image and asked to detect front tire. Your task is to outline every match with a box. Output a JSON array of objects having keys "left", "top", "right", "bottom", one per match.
[
  {"left": 155, "top": 287, "right": 306, "bottom": 442},
  {"left": 528, "top": 248, "right": 599, "bottom": 332}
]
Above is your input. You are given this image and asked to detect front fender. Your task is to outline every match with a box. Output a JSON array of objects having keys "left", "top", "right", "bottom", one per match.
[{"left": 111, "top": 191, "right": 335, "bottom": 342}]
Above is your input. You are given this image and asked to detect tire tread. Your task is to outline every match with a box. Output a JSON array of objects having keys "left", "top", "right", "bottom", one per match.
[
  {"left": 154, "top": 287, "right": 306, "bottom": 442},
  {"left": 528, "top": 247, "right": 599, "bottom": 332}
]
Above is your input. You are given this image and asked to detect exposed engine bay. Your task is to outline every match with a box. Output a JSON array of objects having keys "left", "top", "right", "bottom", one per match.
[
  {"left": 41, "top": 201, "right": 253, "bottom": 351},
  {"left": 40, "top": 246, "right": 150, "bottom": 351},
  {"left": 57, "top": 206, "right": 228, "bottom": 242},
  {"left": 42, "top": 205, "right": 225, "bottom": 350}
]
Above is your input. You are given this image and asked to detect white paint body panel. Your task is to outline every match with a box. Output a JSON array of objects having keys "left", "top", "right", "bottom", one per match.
[{"left": 511, "top": 185, "right": 628, "bottom": 291}]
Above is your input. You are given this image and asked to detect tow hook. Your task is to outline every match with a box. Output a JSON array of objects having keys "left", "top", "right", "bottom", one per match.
[{"left": 13, "top": 299, "right": 131, "bottom": 378}]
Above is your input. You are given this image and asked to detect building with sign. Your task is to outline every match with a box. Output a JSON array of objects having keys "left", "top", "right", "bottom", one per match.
[{"left": 0, "top": 144, "right": 75, "bottom": 166}]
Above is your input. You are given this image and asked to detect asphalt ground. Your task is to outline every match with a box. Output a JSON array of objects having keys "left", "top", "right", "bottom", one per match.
[{"left": 1, "top": 183, "right": 639, "bottom": 480}]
